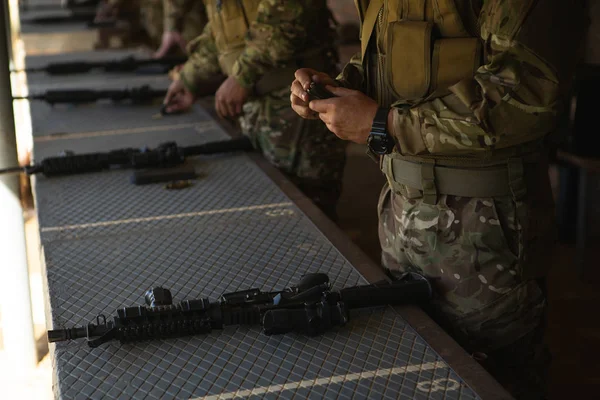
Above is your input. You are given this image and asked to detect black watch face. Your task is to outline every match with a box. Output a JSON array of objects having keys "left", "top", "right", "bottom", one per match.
[{"left": 368, "top": 135, "right": 390, "bottom": 155}]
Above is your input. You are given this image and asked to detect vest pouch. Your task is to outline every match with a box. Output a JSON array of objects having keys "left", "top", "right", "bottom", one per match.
[
  {"left": 206, "top": 0, "right": 259, "bottom": 70},
  {"left": 430, "top": 37, "right": 482, "bottom": 98},
  {"left": 386, "top": 21, "right": 433, "bottom": 101}
]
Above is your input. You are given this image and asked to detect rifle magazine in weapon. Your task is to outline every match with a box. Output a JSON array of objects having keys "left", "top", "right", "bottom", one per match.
[
  {"left": 339, "top": 272, "right": 433, "bottom": 309},
  {"left": 262, "top": 298, "right": 348, "bottom": 336}
]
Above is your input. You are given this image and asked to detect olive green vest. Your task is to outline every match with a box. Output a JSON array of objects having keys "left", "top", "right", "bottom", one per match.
[
  {"left": 355, "top": 0, "right": 482, "bottom": 105},
  {"left": 204, "top": 0, "right": 261, "bottom": 77},
  {"left": 356, "top": 1, "right": 544, "bottom": 212},
  {"left": 204, "top": 0, "right": 335, "bottom": 94}
]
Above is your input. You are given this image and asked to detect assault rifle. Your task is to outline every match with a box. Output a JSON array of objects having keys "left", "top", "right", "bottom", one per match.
[
  {"left": 11, "top": 55, "right": 187, "bottom": 75},
  {"left": 0, "top": 137, "right": 255, "bottom": 177},
  {"left": 20, "top": 0, "right": 101, "bottom": 11},
  {"left": 20, "top": 8, "right": 98, "bottom": 25},
  {"left": 12, "top": 85, "right": 167, "bottom": 105},
  {"left": 47, "top": 272, "right": 432, "bottom": 348}
]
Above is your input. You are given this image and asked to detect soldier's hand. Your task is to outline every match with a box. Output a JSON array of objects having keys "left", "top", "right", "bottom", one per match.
[
  {"left": 163, "top": 80, "right": 195, "bottom": 114},
  {"left": 290, "top": 68, "right": 336, "bottom": 119},
  {"left": 309, "top": 86, "right": 379, "bottom": 144},
  {"left": 215, "top": 76, "right": 249, "bottom": 119},
  {"left": 154, "top": 31, "right": 187, "bottom": 59}
]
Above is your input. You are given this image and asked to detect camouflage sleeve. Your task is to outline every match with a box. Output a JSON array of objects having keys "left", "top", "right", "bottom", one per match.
[
  {"left": 336, "top": 51, "right": 366, "bottom": 91},
  {"left": 179, "top": 22, "right": 222, "bottom": 95},
  {"left": 391, "top": 0, "right": 583, "bottom": 156},
  {"left": 231, "top": 0, "right": 307, "bottom": 89},
  {"left": 163, "top": 0, "right": 192, "bottom": 32}
]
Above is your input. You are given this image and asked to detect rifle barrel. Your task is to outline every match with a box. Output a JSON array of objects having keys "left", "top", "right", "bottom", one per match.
[
  {"left": 0, "top": 166, "right": 26, "bottom": 175},
  {"left": 11, "top": 86, "right": 167, "bottom": 104},
  {"left": 10, "top": 56, "right": 187, "bottom": 75},
  {"left": 340, "top": 273, "right": 432, "bottom": 309}
]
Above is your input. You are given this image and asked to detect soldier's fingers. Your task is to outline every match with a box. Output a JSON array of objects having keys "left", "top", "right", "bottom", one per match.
[
  {"left": 290, "top": 92, "right": 306, "bottom": 107},
  {"left": 222, "top": 100, "right": 234, "bottom": 118},
  {"left": 215, "top": 97, "right": 224, "bottom": 119},
  {"left": 163, "top": 89, "right": 176, "bottom": 105},
  {"left": 290, "top": 95, "right": 314, "bottom": 119},
  {"left": 308, "top": 99, "right": 330, "bottom": 114},
  {"left": 154, "top": 43, "right": 169, "bottom": 59},
  {"left": 164, "top": 84, "right": 182, "bottom": 104},
  {"left": 290, "top": 80, "right": 309, "bottom": 103},
  {"left": 164, "top": 97, "right": 185, "bottom": 114},
  {"left": 311, "top": 74, "right": 337, "bottom": 87},
  {"left": 235, "top": 101, "right": 243, "bottom": 117},
  {"left": 294, "top": 68, "right": 317, "bottom": 91}
]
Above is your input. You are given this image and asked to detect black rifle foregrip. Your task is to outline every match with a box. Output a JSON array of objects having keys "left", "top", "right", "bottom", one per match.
[
  {"left": 39, "top": 149, "right": 137, "bottom": 176},
  {"left": 43, "top": 89, "right": 106, "bottom": 104},
  {"left": 339, "top": 273, "right": 432, "bottom": 309},
  {"left": 45, "top": 61, "right": 95, "bottom": 75}
]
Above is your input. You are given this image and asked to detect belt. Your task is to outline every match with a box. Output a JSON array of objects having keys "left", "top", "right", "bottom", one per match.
[{"left": 383, "top": 156, "right": 530, "bottom": 204}]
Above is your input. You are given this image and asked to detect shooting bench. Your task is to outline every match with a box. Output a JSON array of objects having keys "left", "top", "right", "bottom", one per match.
[{"left": 22, "top": 44, "right": 511, "bottom": 400}]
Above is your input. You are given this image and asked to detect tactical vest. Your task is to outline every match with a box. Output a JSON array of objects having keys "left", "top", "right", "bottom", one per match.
[
  {"left": 204, "top": 0, "right": 335, "bottom": 94},
  {"left": 353, "top": 0, "right": 550, "bottom": 209},
  {"left": 204, "top": 0, "right": 261, "bottom": 77},
  {"left": 355, "top": 0, "right": 482, "bottom": 106}
]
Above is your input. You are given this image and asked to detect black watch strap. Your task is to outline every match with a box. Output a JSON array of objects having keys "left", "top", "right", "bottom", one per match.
[{"left": 367, "top": 107, "right": 393, "bottom": 155}]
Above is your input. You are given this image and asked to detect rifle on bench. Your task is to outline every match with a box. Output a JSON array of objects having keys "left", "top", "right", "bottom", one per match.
[
  {"left": 0, "top": 137, "right": 255, "bottom": 178},
  {"left": 47, "top": 272, "right": 432, "bottom": 348},
  {"left": 11, "top": 55, "right": 187, "bottom": 75},
  {"left": 19, "top": 0, "right": 101, "bottom": 12},
  {"left": 12, "top": 85, "right": 167, "bottom": 105}
]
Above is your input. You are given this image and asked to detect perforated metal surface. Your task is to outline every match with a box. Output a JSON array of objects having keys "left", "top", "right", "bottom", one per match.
[
  {"left": 28, "top": 101, "right": 207, "bottom": 137},
  {"left": 20, "top": 52, "right": 194, "bottom": 136},
  {"left": 34, "top": 124, "right": 285, "bottom": 242},
  {"left": 44, "top": 216, "right": 478, "bottom": 400}
]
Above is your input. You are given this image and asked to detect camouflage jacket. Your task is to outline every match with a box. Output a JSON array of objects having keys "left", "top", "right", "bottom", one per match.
[
  {"left": 162, "top": 0, "right": 196, "bottom": 32},
  {"left": 107, "top": 0, "right": 192, "bottom": 32},
  {"left": 339, "top": 0, "right": 586, "bottom": 157},
  {"left": 180, "top": 0, "right": 336, "bottom": 94}
]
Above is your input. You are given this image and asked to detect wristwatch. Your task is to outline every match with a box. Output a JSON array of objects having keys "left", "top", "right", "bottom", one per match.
[{"left": 367, "top": 107, "right": 393, "bottom": 155}]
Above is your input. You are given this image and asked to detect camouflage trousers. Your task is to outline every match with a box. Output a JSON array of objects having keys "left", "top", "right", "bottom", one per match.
[
  {"left": 378, "top": 183, "right": 553, "bottom": 398},
  {"left": 240, "top": 87, "right": 348, "bottom": 219}
]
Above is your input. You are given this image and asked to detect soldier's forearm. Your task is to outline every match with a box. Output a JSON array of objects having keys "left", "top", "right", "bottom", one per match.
[
  {"left": 180, "top": 74, "right": 226, "bottom": 98},
  {"left": 231, "top": 0, "right": 306, "bottom": 89}
]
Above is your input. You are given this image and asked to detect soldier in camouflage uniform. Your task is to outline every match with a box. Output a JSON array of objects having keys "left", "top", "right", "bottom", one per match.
[
  {"left": 95, "top": 0, "right": 207, "bottom": 56},
  {"left": 163, "top": 0, "right": 347, "bottom": 219},
  {"left": 291, "top": 0, "right": 587, "bottom": 397}
]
